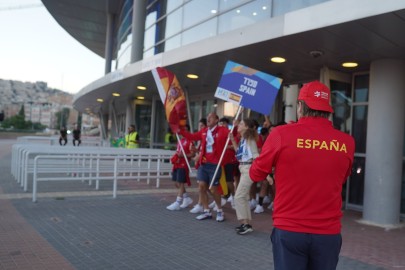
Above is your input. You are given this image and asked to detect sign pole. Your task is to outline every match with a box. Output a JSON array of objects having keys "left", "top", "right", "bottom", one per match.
[
  {"left": 175, "top": 133, "right": 193, "bottom": 173},
  {"left": 208, "top": 105, "right": 242, "bottom": 190}
]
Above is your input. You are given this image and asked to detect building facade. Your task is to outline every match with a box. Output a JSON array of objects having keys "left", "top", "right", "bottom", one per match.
[{"left": 42, "top": 0, "right": 405, "bottom": 226}]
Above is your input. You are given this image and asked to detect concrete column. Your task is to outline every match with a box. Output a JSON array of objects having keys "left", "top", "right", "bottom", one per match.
[
  {"left": 284, "top": 85, "right": 299, "bottom": 123},
  {"left": 363, "top": 59, "right": 405, "bottom": 226},
  {"left": 131, "top": 0, "right": 147, "bottom": 63},
  {"left": 99, "top": 112, "right": 109, "bottom": 141},
  {"left": 125, "top": 98, "right": 134, "bottom": 130},
  {"left": 104, "top": 12, "right": 115, "bottom": 74}
]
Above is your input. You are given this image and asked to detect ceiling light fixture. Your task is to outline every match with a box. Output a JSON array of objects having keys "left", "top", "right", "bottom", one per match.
[
  {"left": 187, "top": 74, "right": 199, "bottom": 79},
  {"left": 137, "top": 86, "right": 146, "bottom": 90},
  {"left": 136, "top": 96, "right": 145, "bottom": 100},
  {"left": 96, "top": 98, "right": 103, "bottom": 102},
  {"left": 112, "top": 93, "right": 120, "bottom": 97},
  {"left": 342, "top": 62, "right": 358, "bottom": 68},
  {"left": 270, "top": 57, "right": 286, "bottom": 63}
]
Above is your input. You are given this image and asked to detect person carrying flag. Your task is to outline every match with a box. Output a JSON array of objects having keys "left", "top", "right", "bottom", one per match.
[
  {"left": 166, "top": 124, "right": 196, "bottom": 211},
  {"left": 229, "top": 118, "right": 260, "bottom": 235},
  {"left": 179, "top": 112, "right": 235, "bottom": 222}
]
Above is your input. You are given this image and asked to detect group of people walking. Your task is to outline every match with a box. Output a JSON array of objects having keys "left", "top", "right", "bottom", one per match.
[{"left": 166, "top": 111, "right": 275, "bottom": 233}]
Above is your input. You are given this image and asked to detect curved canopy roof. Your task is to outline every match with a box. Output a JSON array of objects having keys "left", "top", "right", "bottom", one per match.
[{"left": 42, "top": 0, "right": 405, "bottom": 114}]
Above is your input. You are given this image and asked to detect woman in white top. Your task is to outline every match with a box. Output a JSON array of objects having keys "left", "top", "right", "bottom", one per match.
[{"left": 229, "top": 118, "right": 259, "bottom": 235}]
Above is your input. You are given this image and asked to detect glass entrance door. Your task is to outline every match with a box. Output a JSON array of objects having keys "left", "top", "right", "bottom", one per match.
[{"left": 135, "top": 103, "right": 152, "bottom": 148}]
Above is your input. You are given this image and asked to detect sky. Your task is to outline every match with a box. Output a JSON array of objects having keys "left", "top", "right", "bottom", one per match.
[{"left": 0, "top": 0, "right": 105, "bottom": 94}]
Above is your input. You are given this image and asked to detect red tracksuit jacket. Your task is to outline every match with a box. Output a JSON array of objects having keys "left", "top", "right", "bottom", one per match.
[{"left": 250, "top": 117, "right": 355, "bottom": 234}]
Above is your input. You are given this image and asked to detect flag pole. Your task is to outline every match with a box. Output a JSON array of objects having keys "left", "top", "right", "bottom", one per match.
[
  {"left": 175, "top": 133, "right": 193, "bottom": 173},
  {"left": 208, "top": 105, "right": 242, "bottom": 190}
]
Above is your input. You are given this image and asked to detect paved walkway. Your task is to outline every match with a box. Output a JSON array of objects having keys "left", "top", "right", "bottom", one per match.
[{"left": 0, "top": 139, "right": 404, "bottom": 269}]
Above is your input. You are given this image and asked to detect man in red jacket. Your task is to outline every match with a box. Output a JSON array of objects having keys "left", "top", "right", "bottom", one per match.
[
  {"left": 180, "top": 112, "right": 230, "bottom": 222},
  {"left": 249, "top": 81, "right": 355, "bottom": 270}
]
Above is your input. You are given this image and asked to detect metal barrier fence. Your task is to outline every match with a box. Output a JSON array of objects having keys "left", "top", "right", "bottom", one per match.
[{"left": 11, "top": 139, "right": 176, "bottom": 202}]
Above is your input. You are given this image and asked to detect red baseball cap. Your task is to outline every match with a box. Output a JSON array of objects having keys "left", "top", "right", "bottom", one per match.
[{"left": 298, "top": 81, "right": 334, "bottom": 113}]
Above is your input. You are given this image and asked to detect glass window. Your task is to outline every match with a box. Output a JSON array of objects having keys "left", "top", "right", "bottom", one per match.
[
  {"left": 183, "top": 0, "right": 218, "bottom": 29},
  {"left": 348, "top": 156, "right": 365, "bottom": 205},
  {"left": 272, "top": 0, "right": 330, "bottom": 17},
  {"left": 164, "top": 34, "right": 181, "bottom": 52},
  {"left": 189, "top": 101, "right": 202, "bottom": 132},
  {"left": 114, "top": 0, "right": 133, "bottom": 69},
  {"left": 146, "top": 1, "right": 165, "bottom": 28},
  {"left": 165, "top": 7, "right": 183, "bottom": 38},
  {"left": 154, "top": 20, "right": 167, "bottom": 47},
  {"left": 167, "top": 0, "right": 184, "bottom": 13},
  {"left": 144, "top": 26, "right": 156, "bottom": 51},
  {"left": 116, "top": 43, "right": 132, "bottom": 69},
  {"left": 330, "top": 80, "right": 352, "bottom": 133},
  {"left": 354, "top": 74, "right": 369, "bottom": 102},
  {"left": 218, "top": 0, "right": 271, "bottom": 34},
  {"left": 351, "top": 73, "right": 369, "bottom": 154},
  {"left": 219, "top": 0, "right": 250, "bottom": 11},
  {"left": 202, "top": 100, "right": 216, "bottom": 117},
  {"left": 143, "top": 48, "right": 154, "bottom": 59},
  {"left": 145, "top": 10, "right": 158, "bottom": 29},
  {"left": 182, "top": 18, "right": 217, "bottom": 46},
  {"left": 117, "top": 9, "right": 132, "bottom": 44},
  {"left": 352, "top": 105, "right": 368, "bottom": 153},
  {"left": 135, "top": 104, "right": 152, "bottom": 148},
  {"left": 153, "top": 101, "right": 167, "bottom": 148}
]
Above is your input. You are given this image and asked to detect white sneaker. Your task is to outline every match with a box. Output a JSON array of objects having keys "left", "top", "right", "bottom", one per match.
[
  {"left": 263, "top": 196, "right": 271, "bottom": 204},
  {"left": 196, "top": 211, "right": 212, "bottom": 220},
  {"left": 227, "top": 195, "right": 233, "bottom": 202},
  {"left": 249, "top": 199, "right": 257, "bottom": 210},
  {"left": 216, "top": 211, "right": 225, "bottom": 222},
  {"left": 210, "top": 198, "right": 227, "bottom": 211},
  {"left": 180, "top": 197, "right": 193, "bottom": 208},
  {"left": 166, "top": 201, "right": 180, "bottom": 211},
  {"left": 254, "top": 204, "right": 264, "bottom": 214},
  {"left": 268, "top": 202, "right": 274, "bottom": 211},
  {"left": 189, "top": 204, "right": 203, "bottom": 214}
]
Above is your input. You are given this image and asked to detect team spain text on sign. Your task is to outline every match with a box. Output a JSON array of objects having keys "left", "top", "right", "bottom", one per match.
[{"left": 215, "top": 61, "right": 283, "bottom": 115}]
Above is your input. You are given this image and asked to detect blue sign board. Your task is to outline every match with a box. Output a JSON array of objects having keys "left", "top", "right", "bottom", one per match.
[{"left": 215, "top": 61, "right": 283, "bottom": 115}]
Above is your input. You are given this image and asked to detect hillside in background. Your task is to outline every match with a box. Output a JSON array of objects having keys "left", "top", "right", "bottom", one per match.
[
  {"left": 0, "top": 79, "right": 73, "bottom": 109},
  {"left": 0, "top": 79, "right": 98, "bottom": 131}
]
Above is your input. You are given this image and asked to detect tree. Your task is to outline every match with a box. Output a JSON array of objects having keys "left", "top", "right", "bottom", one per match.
[
  {"left": 1, "top": 114, "right": 27, "bottom": 129},
  {"left": 55, "top": 108, "right": 70, "bottom": 129},
  {"left": 19, "top": 105, "right": 25, "bottom": 117}
]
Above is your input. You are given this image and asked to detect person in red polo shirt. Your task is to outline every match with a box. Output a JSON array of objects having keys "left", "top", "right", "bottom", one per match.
[
  {"left": 166, "top": 124, "right": 196, "bottom": 211},
  {"left": 249, "top": 81, "right": 355, "bottom": 270},
  {"left": 179, "top": 112, "right": 232, "bottom": 222}
]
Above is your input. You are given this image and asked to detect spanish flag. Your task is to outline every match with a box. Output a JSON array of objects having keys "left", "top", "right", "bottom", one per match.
[
  {"left": 217, "top": 166, "right": 228, "bottom": 196},
  {"left": 151, "top": 67, "right": 187, "bottom": 133}
]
